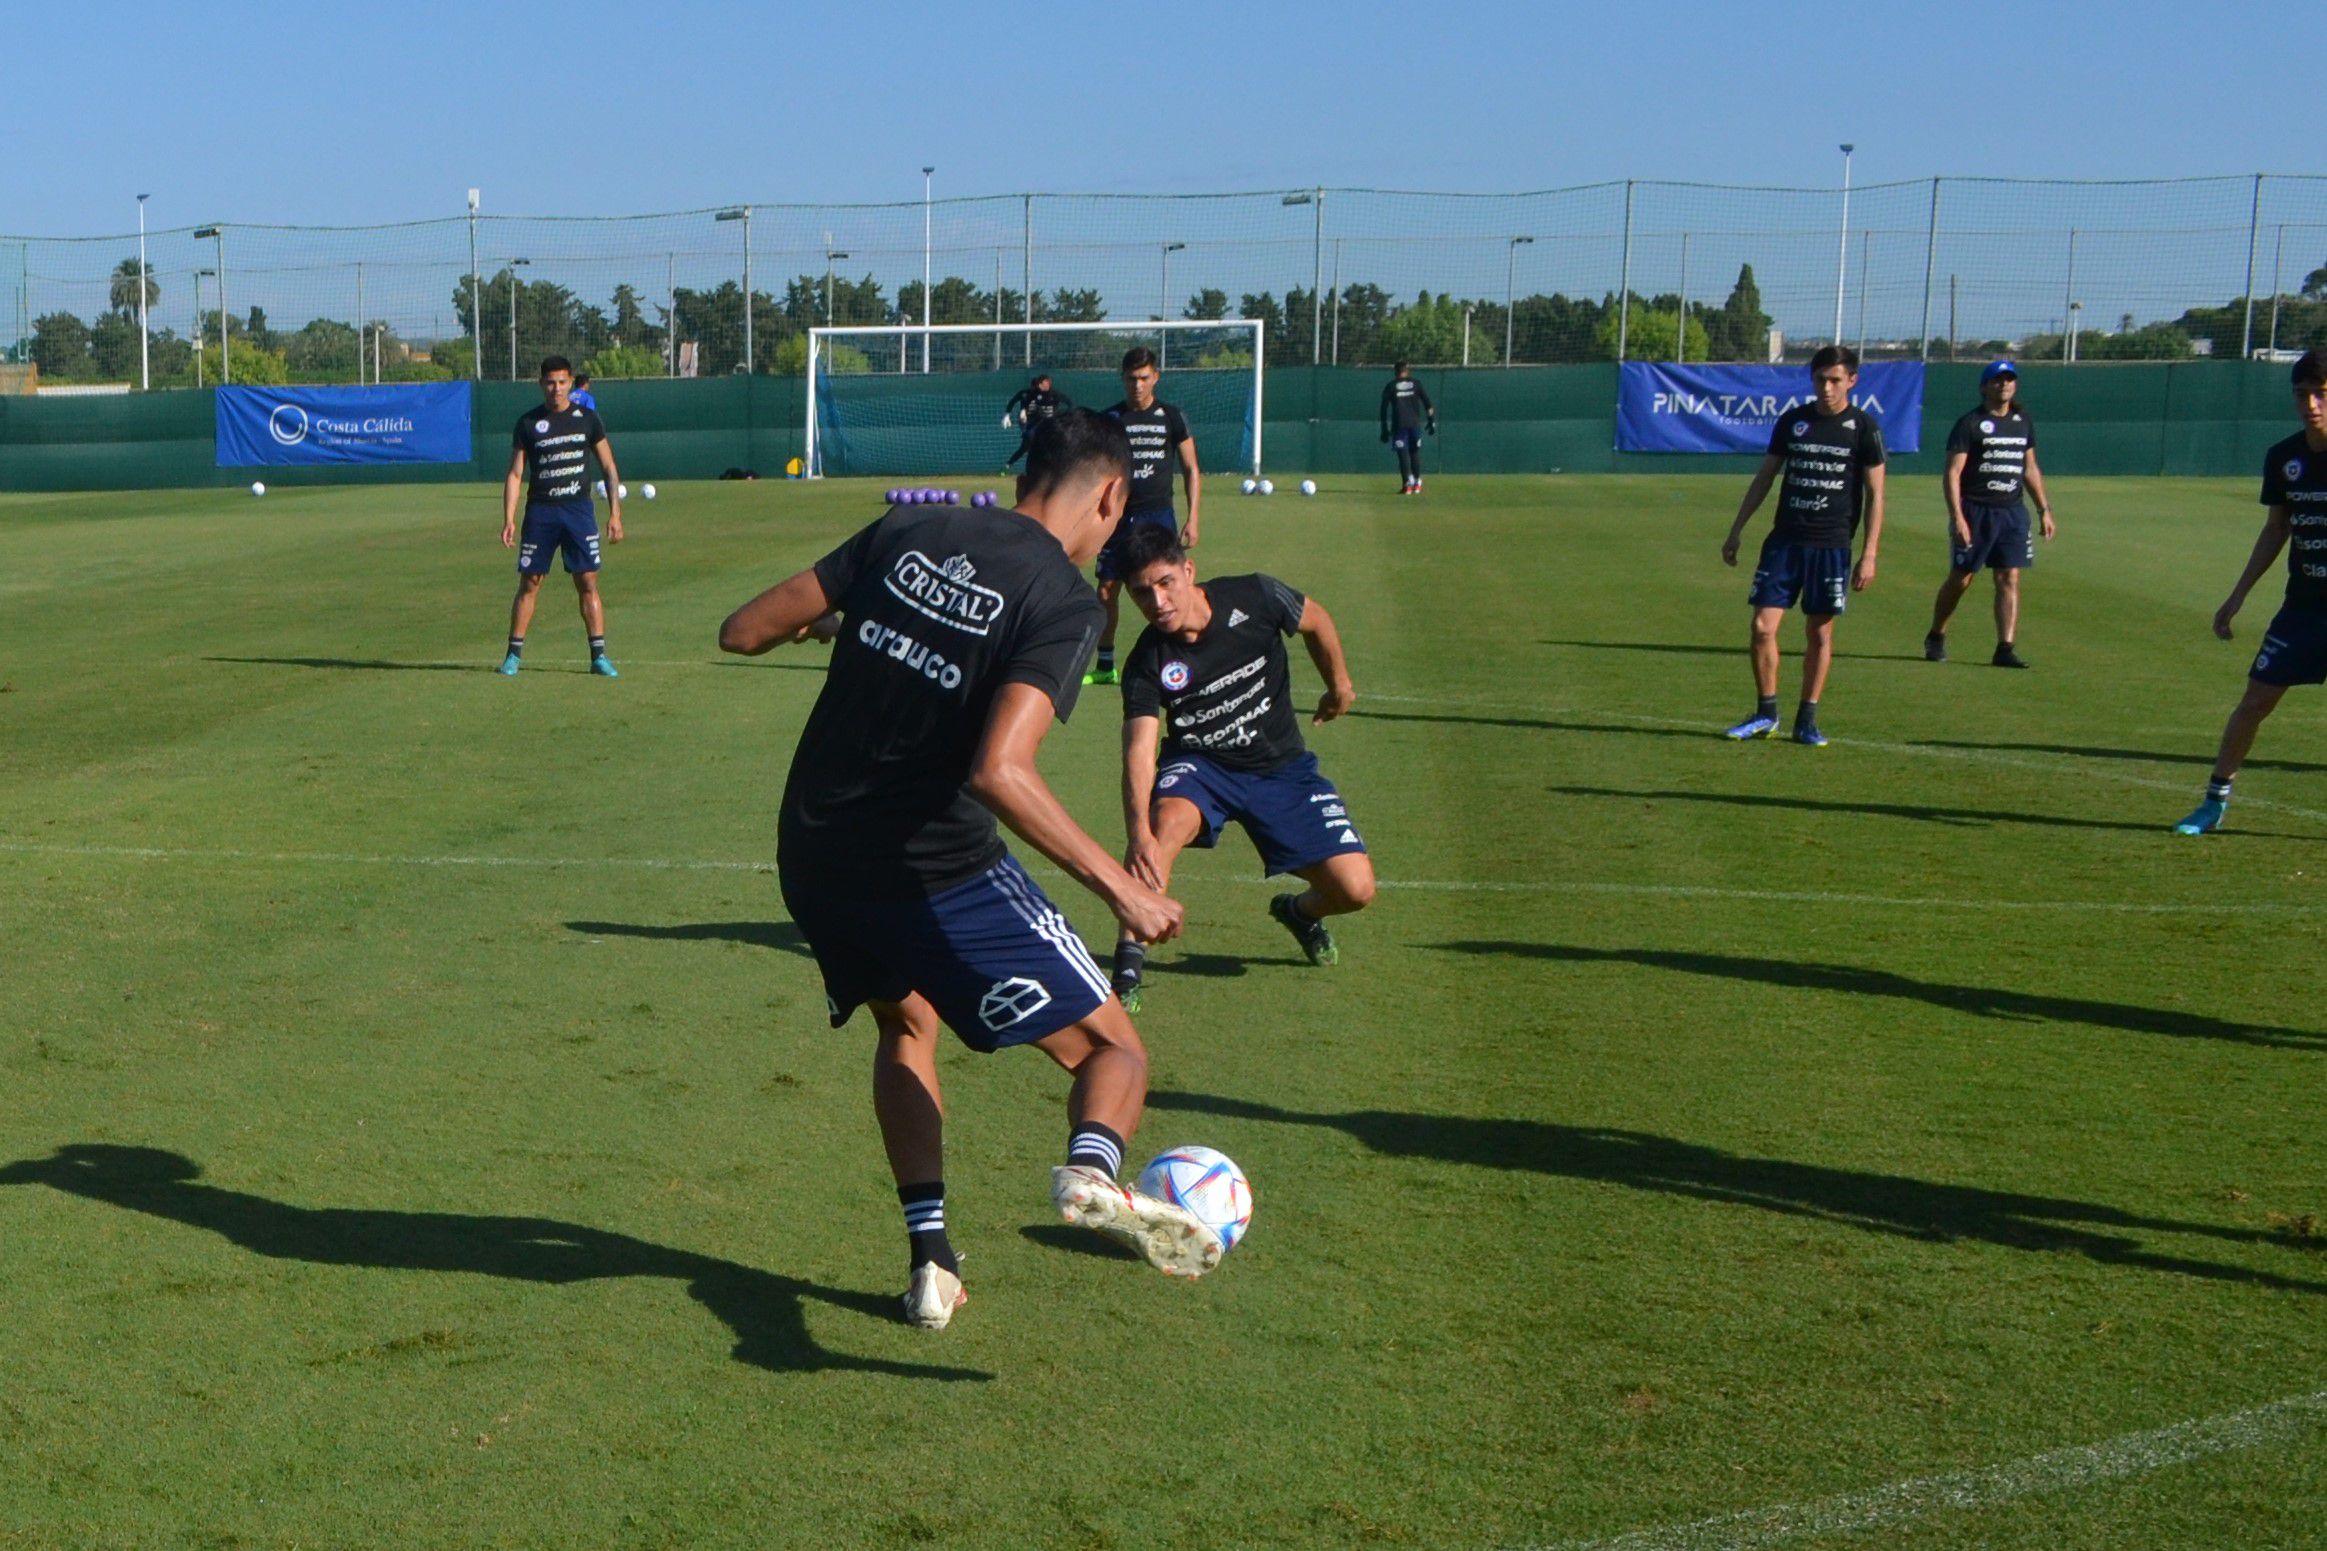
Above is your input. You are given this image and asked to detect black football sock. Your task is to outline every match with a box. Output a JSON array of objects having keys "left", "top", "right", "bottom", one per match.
[
  {"left": 898, "top": 1182, "right": 958, "bottom": 1276},
  {"left": 1757, "top": 693, "right": 1779, "bottom": 722},
  {"left": 1095, "top": 645, "right": 1115, "bottom": 674},
  {"left": 1795, "top": 698, "right": 1820, "bottom": 728},
  {"left": 1066, "top": 1121, "right": 1125, "bottom": 1178},
  {"left": 1112, "top": 940, "right": 1148, "bottom": 985},
  {"left": 588, "top": 634, "right": 607, "bottom": 659},
  {"left": 506, "top": 636, "right": 524, "bottom": 658},
  {"left": 2206, "top": 776, "right": 2234, "bottom": 803},
  {"left": 1409, "top": 448, "right": 1425, "bottom": 481}
]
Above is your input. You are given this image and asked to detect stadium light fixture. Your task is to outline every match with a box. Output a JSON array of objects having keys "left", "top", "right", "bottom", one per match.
[
  {"left": 508, "top": 258, "right": 530, "bottom": 380},
  {"left": 1282, "top": 190, "right": 1324, "bottom": 364},
  {"left": 1833, "top": 144, "right": 1855, "bottom": 344},
  {"left": 824, "top": 242, "right": 850, "bottom": 325},
  {"left": 1506, "top": 236, "right": 1535, "bottom": 367},
  {"left": 1160, "top": 242, "right": 1186, "bottom": 367},
  {"left": 135, "top": 194, "right": 151, "bottom": 392},
  {"left": 193, "top": 267, "right": 215, "bottom": 388},
  {"left": 921, "top": 168, "right": 935, "bottom": 374},
  {"left": 717, "top": 207, "right": 753, "bottom": 373},
  {"left": 194, "top": 226, "right": 227, "bottom": 384}
]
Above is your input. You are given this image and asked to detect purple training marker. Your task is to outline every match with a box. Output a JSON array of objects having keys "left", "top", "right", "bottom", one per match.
[
  {"left": 943, "top": 488, "right": 959, "bottom": 505},
  {"left": 885, "top": 488, "right": 900, "bottom": 504}
]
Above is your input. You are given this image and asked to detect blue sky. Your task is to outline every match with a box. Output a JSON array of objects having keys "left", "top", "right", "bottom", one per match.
[{"left": 6, "top": 0, "right": 2314, "bottom": 235}]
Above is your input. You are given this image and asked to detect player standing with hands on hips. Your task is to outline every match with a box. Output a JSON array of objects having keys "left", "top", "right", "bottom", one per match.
[
  {"left": 1924, "top": 360, "right": 2055, "bottom": 667},
  {"left": 1380, "top": 361, "right": 1437, "bottom": 494},
  {"left": 2174, "top": 350, "right": 2327, "bottom": 835},
  {"left": 500, "top": 356, "right": 623, "bottom": 677},
  {"left": 1719, "top": 345, "right": 1886, "bottom": 746},
  {"left": 1087, "top": 347, "right": 1200, "bottom": 685}
]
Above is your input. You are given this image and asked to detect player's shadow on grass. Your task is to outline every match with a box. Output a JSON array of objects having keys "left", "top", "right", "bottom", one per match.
[
  {"left": 1352, "top": 709, "right": 1708, "bottom": 740},
  {"left": 567, "top": 920, "right": 812, "bottom": 957},
  {"left": 1550, "top": 783, "right": 2188, "bottom": 836},
  {"left": 1540, "top": 638, "right": 1932, "bottom": 664},
  {"left": 1154, "top": 951, "right": 1311, "bottom": 978},
  {"left": 1908, "top": 736, "right": 2327, "bottom": 776},
  {"left": 1430, "top": 940, "right": 2326, "bottom": 1053},
  {"left": 205, "top": 655, "right": 487, "bottom": 674},
  {"left": 0, "top": 1143, "right": 985, "bottom": 1383},
  {"left": 1144, "top": 1092, "right": 2327, "bottom": 1293}
]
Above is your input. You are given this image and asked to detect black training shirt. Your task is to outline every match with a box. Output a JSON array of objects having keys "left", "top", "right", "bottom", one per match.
[
  {"left": 513, "top": 403, "right": 607, "bottom": 507},
  {"left": 1104, "top": 400, "right": 1191, "bottom": 515},
  {"left": 778, "top": 505, "right": 1105, "bottom": 897},
  {"left": 1008, "top": 386, "right": 1074, "bottom": 426},
  {"left": 2261, "top": 432, "right": 2327, "bottom": 611},
  {"left": 1381, "top": 376, "right": 1434, "bottom": 434},
  {"left": 1946, "top": 405, "right": 2035, "bottom": 507},
  {"left": 1767, "top": 405, "right": 1886, "bottom": 547},
  {"left": 1122, "top": 573, "right": 1308, "bottom": 774}
]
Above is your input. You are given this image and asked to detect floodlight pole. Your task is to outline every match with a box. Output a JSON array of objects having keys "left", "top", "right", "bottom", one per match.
[
  {"left": 193, "top": 268, "right": 212, "bottom": 388},
  {"left": 1616, "top": 181, "right": 1635, "bottom": 363},
  {"left": 2062, "top": 228, "right": 2078, "bottom": 363},
  {"left": 921, "top": 166, "right": 935, "bottom": 374},
  {"left": 508, "top": 258, "right": 529, "bottom": 379},
  {"left": 1674, "top": 232, "right": 1689, "bottom": 365},
  {"left": 1282, "top": 190, "right": 1323, "bottom": 364},
  {"left": 1022, "top": 194, "right": 1033, "bottom": 367},
  {"left": 1918, "top": 177, "right": 1942, "bottom": 363},
  {"left": 1505, "top": 236, "right": 1533, "bottom": 367},
  {"left": 2270, "top": 223, "right": 2287, "bottom": 353},
  {"left": 717, "top": 207, "right": 751, "bottom": 372},
  {"left": 355, "top": 261, "right": 365, "bottom": 384},
  {"left": 1330, "top": 238, "right": 1343, "bottom": 365},
  {"left": 466, "top": 189, "right": 481, "bottom": 382},
  {"left": 1833, "top": 144, "right": 1854, "bottom": 345},
  {"left": 824, "top": 239, "right": 849, "bottom": 325},
  {"left": 1160, "top": 242, "right": 1184, "bottom": 368},
  {"left": 195, "top": 226, "right": 227, "bottom": 384},
  {"left": 994, "top": 247, "right": 1004, "bottom": 370},
  {"left": 135, "top": 194, "right": 150, "bottom": 391},
  {"left": 2241, "top": 173, "right": 2264, "bottom": 360}
]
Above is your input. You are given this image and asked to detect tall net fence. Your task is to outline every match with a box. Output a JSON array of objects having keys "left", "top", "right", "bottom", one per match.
[{"left": 7, "top": 176, "right": 2324, "bottom": 387}]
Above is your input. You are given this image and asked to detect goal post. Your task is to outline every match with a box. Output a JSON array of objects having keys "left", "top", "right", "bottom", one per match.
[{"left": 805, "top": 318, "right": 1264, "bottom": 480}]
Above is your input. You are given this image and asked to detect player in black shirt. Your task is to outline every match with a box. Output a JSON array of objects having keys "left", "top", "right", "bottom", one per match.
[
  {"left": 1001, "top": 372, "right": 1072, "bottom": 472},
  {"left": 500, "top": 356, "right": 625, "bottom": 676},
  {"left": 1719, "top": 345, "right": 1887, "bottom": 745},
  {"left": 1380, "top": 361, "right": 1437, "bottom": 494},
  {"left": 2174, "top": 349, "right": 2327, "bottom": 834},
  {"left": 1923, "top": 361, "right": 2056, "bottom": 667},
  {"left": 1088, "top": 346, "right": 1201, "bottom": 686},
  {"left": 718, "top": 411, "right": 1221, "bottom": 1329},
  {"left": 1109, "top": 523, "right": 1371, "bottom": 1012}
]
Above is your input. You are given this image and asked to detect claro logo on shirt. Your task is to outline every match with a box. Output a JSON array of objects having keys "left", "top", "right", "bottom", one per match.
[{"left": 885, "top": 551, "right": 1008, "bottom": 636}]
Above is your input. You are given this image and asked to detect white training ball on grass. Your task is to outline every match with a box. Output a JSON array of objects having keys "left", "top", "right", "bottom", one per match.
[
  {"left": 1257, "top": 478, "right": 1275, "bottom": 496},
  {"left": 641, "top": 483, "right": 658, "bottom": 500},
  {"left": 616, "top": 483, "right": 628, "bottom": 499},
  {"left": 1240, "top": 477, "right": 1258, "bottom": 495},
  {"left": 1300, "top": 479, "right": 1317, "bottom": 496},
  {"left": 249, "top": 481, "right": 265, "bottom": 497},
  {"left": 593, "top": 479, "right": 607, "bottom": 497}
]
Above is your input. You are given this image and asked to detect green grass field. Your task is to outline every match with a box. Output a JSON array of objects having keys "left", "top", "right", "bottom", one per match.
[{"left": 2, "top": 469, "right": 2324, "bottom": 1549}]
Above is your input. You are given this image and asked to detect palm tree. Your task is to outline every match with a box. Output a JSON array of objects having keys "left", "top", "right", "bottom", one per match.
[{"left": 109, "top": 257, "right": 159, "bottom": 318}]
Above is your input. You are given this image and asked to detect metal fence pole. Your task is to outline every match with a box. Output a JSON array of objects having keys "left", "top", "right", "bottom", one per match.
[
  {"left": 1918, "top": 177, "right": 1941, "bottom": 363},
  {"left": 1330, "top": 238, "right": 1342, "bottom": 365},
  {"left": 1674, "top": 232, "right": 1688, "bottom": 365},
  {"left": 1022, "top": 194, "right": 1033, "bottom": 367},
  {"left": 466, "top": 191, "right": 480, "bottom": 383},
  {"left": 994, "top": 248, "right": 1003, "bottom": 370},
  {"left": 1616, "top": 180, "right": 1635, "bottom": 363},
  {"left": 1311, "top": 187, "right": 1324, "bottom": 366},
  {"left": 2063, "top": 228, "right": 2078, "bottom": 363},
  {"left": 1855, "top": 231, "right": 1871, "bottom": 356},
  {"left": 355, "top": 261, "right": 364, "bottom": 384},
  {"left": 2270, "top": 223, "right": 2287, "bottom": 353},
  {"left": 2241, "top": 173, "right": 2264, "bottom": 360}
]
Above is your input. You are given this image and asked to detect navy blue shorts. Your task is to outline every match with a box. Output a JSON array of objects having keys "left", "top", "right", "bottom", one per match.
[
  {"left": 779, "top": 854, "right": 1111, "bottom": 1052},
  {"left": 518, "top": 502, "right": 601, "bottom": 576},
  {"left": 1390, "top": 429, "right": 1422, "bottom": 453},
  {"left": 1152, "top": 750, "right": 1367, "bottom": 876},
  {"left": 1096, "top": 509, "right": 1177, "bottom": 583},
  {"left": 1749, "top": 538, "right": 1851, "bottom": 615},
  {"left": 2249, "top": 605, "right": 2327, "bottom": 687},
  {"left": 1953, "top": 501, "right": 2035, "bottom": 573}
]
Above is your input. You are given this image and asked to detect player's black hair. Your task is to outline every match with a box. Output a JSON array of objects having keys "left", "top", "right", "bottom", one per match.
[
  {"left": 1117, "top": 519, "right": 1188, "bottom": 577},
  {"left": 2293, "top": 350, "right": 2327, "bottom": 391},
  {"left": 538, "top": 355, "right": 574, "bottom": 378},
  {"left": 1393, "top": 360, "right": 1410, "bottom": 373},
  {"left": 1022, "top": 409, "right": 1132, "bottom": 497},
  {"left": 1808, "top": 344, "right": 1860, "bottom": 375},
  {"left": 1120, "top": 345, "right": 1158, "bottom": 375},
  {"left": 573, "top": 371, "right": 592, "bottom": 388},
  {"left": 1032, "top": 371, "right": 1052, "bottom": 385}
]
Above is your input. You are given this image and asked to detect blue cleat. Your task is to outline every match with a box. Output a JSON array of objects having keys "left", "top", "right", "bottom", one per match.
[
  {"left": 2173, "top": 798, "right": 2226, "bottom": 835},
  {"left": 590, "top": 655, "right": 619, "bottom": 678},
  {"left": 497, "top": 653, "right": 521, "bottom": 676},
  {"left": 1724, "top": 714, "right": 1780, "bottom": 741},
  {"left": 1791, "top": 723, "right": 1829, "bottom": 747}
]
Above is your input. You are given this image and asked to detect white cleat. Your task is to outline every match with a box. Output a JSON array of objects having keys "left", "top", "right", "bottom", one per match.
[
  {"left": 1051, "top": 1164, "right": 1223, "bottom": 1278},
  {"left": 902, "top": 1262, "right": 966, "bottom": 1330}
]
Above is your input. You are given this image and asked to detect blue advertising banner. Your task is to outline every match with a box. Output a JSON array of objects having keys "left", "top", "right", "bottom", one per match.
[
  {"left": 1616, "top": 362, "right": 1923, "bottom": 454},
  {"left": 216, "top": 382, "right": 473, "bottom": 466}
]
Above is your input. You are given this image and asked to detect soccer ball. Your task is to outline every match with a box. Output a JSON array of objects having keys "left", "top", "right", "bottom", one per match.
[
  {"left": 1257, "top": 478, "right": 1275, "bottom": 496},
  {"left": 248, "top": 481, "right": 265, "bottom": 497},
  {"left": 1240, "top": 477, "right": 1258, "bottom": 495},
  {"left": 1299, "top": 479, "right": 1318, "bottom": 496},
  {"left": 594, "top": 479, "right": 607, "bottom": 497},
  {"left": 1137, "top": 1146, "right": 1252, "bottom": 1254},
  {"left": 641, "top": 483, "right": 658, "bottom": 500},
  {"left": 616, "top": 483, "right": 628, "bottom": 499}
]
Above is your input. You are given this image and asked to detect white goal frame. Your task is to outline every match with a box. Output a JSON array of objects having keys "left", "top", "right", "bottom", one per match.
[{"left": 804, "top": 317, "right": 1265, "bottom": 479}]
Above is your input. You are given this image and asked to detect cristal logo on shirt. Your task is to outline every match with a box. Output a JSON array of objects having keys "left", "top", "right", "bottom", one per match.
[{"left": 884, "top": 550, "right": 1008, "bottom": 636}]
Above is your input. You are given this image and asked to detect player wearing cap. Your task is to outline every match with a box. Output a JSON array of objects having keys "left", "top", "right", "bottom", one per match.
[
  {"left": 500, "top": 356, "right": 624, "bottom": 677},
  {"left": 2174, "top": 350, "right": 2327, "bottom": 835},
  {"left": 1002, "top": 372, "right": 1073, "bottom": 472},
  {"left": 1718, "top": 345, "right": 1886, "bottom": 746},
  {"left": 1380, "top": 362, "right": 1437, "bottom": 494},
  {"left": 1924, "top": 361, "right": 2055, "bottom": 667}
]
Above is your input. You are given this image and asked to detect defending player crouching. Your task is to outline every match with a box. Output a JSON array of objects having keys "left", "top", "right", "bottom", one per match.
[{"left": 1107, "top": 523, "right": 1375, "bottom": 1013}]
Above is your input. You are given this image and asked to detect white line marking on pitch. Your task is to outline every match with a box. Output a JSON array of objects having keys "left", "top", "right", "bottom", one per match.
[
  {"left": 1546, "top": 1385, "right": 2327, "bottom": 1551},
  {"left": 0, "top": 840, "right": 2316, "bottom": 915}
]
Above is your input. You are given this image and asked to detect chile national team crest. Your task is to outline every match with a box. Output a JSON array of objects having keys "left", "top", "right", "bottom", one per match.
[
  {"left": 1160, "top": 660, "right": 1192, "bottom": 692},
  {"left": 1791, "top": 421, "right": 1809, "bottom": 437},
  {"left": 2288, "top": 459, "right": 2305, "bottom": 482}
]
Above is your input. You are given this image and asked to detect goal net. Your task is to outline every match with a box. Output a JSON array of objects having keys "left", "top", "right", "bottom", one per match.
[{"left": 805, "top": 319, "right": 1263, "bottom": 479}]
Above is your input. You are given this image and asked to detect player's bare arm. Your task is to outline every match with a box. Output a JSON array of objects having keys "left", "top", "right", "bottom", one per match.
[
  {"left": 1121, "top": 714, "right": 1166, "bottom": 888},
  {"left": 1854, "top": 464, "right": 1885, "bottom": 591},
  {"left": 719, "top": 569, "right": 837, "bottom": 654},
  {"left": 2214, "top": 506, "right": 2292, "bottom": 639},
  {"left": 1295, "top": 598, "right": 1356, "bottom": 724},
  {"left": 1942, "top": 451, "right": 1972, "bottom": 545},
  {"left": 1722, "top": 454, "right": 1784, "bottom": 565},
  {"left": 970, "top": 683, "right": 1182, "bottom": 944},
  {"left": 501, "top": 448, "right": 526, "bottom": 546},
  {"left": 1177, "top": 437, "right": 1203, "bottom": 549},
  {"left": 2025, "top": 449, "right": 2056, "bottom": 539},
  {"left": 594, "top": 439, "right": 625, "bottom": 543}
]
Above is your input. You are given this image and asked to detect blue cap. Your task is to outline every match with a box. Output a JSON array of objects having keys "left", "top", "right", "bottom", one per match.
[{"left": 1981, "top": 359, "right": 2018, "bottom": 383}]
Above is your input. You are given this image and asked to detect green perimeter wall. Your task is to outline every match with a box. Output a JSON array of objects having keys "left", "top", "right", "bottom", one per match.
[{"left": 0, "top": 362, "right": 2300, "bottom": 492}]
